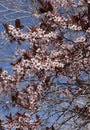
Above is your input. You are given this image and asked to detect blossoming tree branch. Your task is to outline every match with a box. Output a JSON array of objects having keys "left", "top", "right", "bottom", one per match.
[{"left": 0, "top": 0, "right": 90, "bottom": 130}]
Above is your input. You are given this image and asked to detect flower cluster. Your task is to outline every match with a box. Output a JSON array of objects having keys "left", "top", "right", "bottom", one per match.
[
  {"left": 16, "top": 84, "right": 43, "bottom": 111},
  {"left": 68, "top": 24, "right": 82, "bottom": 31},
  {"left": 8, "top": 24, "right": 28, "bottom": 40},
  {"left": 29, "top": 27, "right": 57, "bottom": 43},
  {"left": 45, "top": 12, "right": 69, "bottom": 28},
  {"left": 48, "top": 0, "right": 75, "bottom": 9},
  {"left": 74, "top": 36, "right": 86, "bottom": 43}
]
